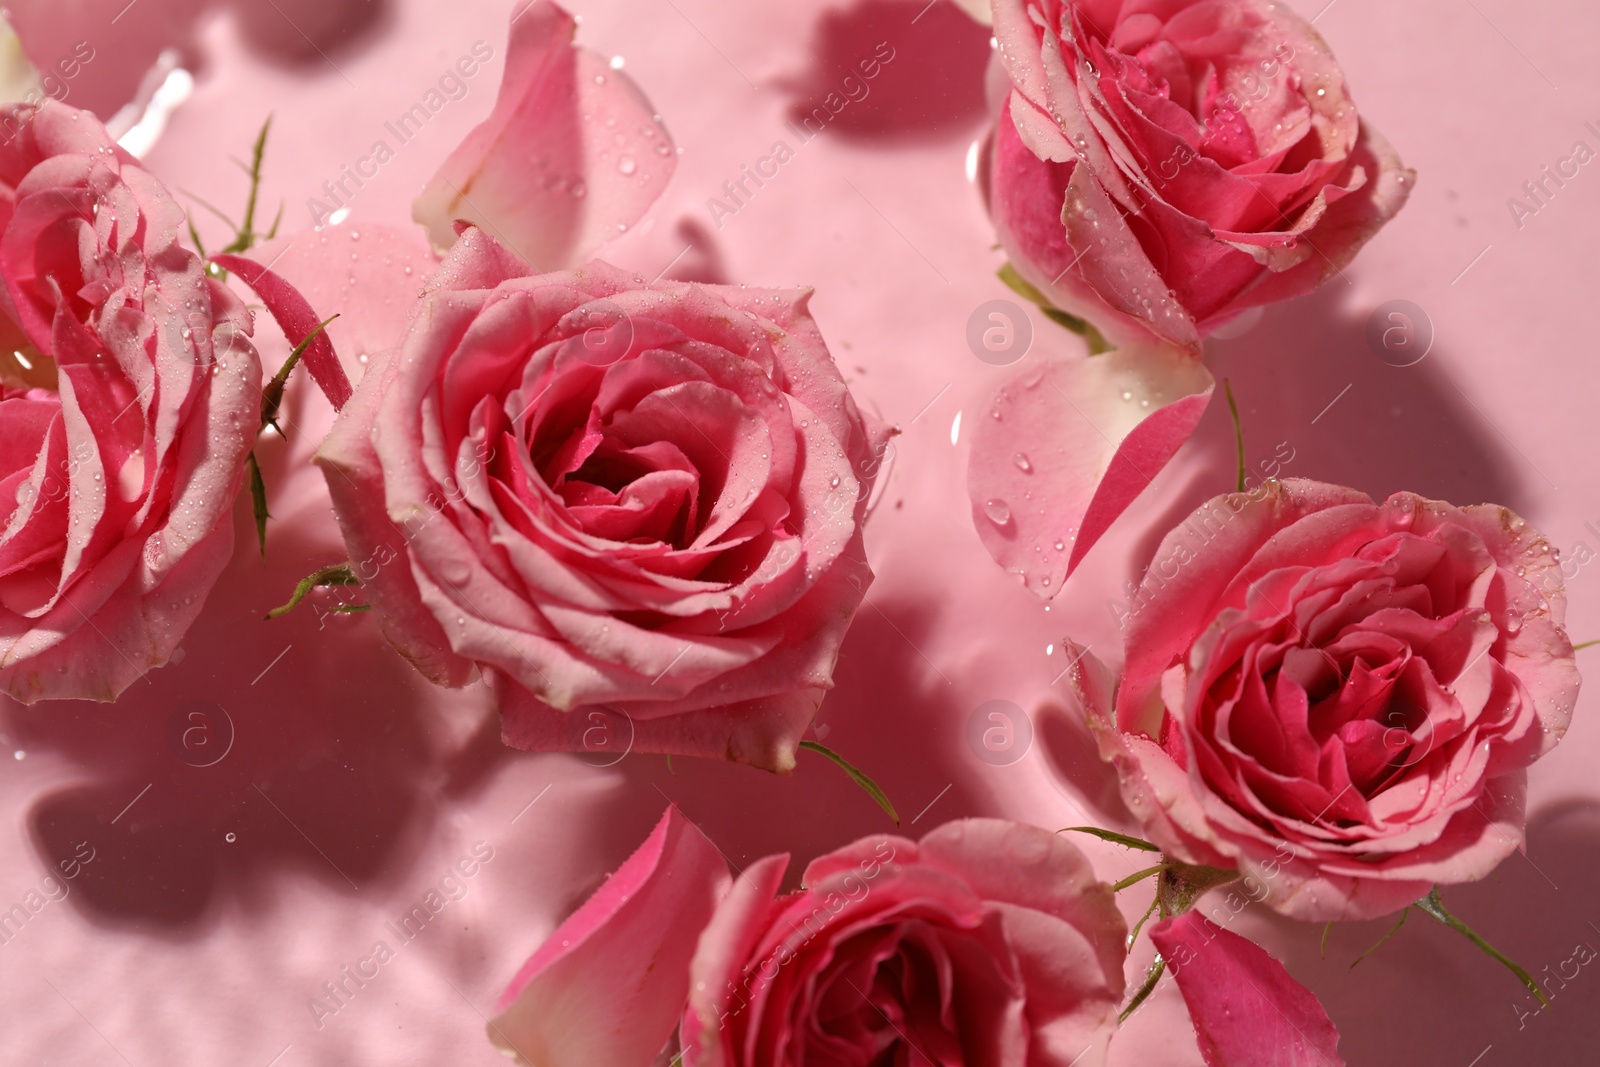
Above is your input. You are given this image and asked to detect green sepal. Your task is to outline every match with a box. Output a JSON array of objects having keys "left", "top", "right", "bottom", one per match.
[
  {"left": 1119, "top": 955, "right": 1166, "bottom": 1023},
  {"left": 266, "top": 563, "right": 363, "bottom": 620},
  {"left": 221, "top": 116, "right": 273, "bottom": 255},
  {"left": 996, "top": 262, "right": 1114, "bottom": 353},
  {"left": 799, "top": 740, "right": 899, "bottom": 824},
  {"left": 1056, "top": 826, "right": 1160, "bottom": 852},
  {"left": 260, "top": 313, "right": 340, "bottom": 433},
  {"left": 1350, "top": 907, "right": 1409, "bottom": 970},
  {"left": 1224, "top": 378, "right": 1246, "bottom": 493},
  {"left": 247, "top": 452, "right": 269, "bottom": 556},
  {"left": 1415, "top": 887, "right": 1549, "bottom": 1007}
]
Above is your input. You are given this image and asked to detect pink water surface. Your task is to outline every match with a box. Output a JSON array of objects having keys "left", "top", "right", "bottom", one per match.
[{"left": 2, "top": 1, "right": 1598, "bottom": 1064}]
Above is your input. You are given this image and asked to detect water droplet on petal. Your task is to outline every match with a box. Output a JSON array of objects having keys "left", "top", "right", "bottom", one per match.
[
  {"left": 983, "top": 498, "right": 1012, "bottom": 526},
  {"left": 1013, "top": 452, "right": 1032, "bottom": 473}
]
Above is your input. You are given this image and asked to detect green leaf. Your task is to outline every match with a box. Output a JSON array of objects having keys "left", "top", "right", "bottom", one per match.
[
  {"left": 247, "top": 452, "right": 269, "bottom": 556},
  {"left": 798, "top": 741, "right": 899, "bottom": 824},
  {"left": 1350, "top": 906, "right": 1408, "bottom": 970},
  {"left": 1415, "top": 887, "right": 1549, "bottom": 1006},
  {"left": 260, "top": 313, "right": 339, "bottom": 432},
  {"left": 997, "top": 263, "right": 1114, "bottom": 353},
  {"left": 1056, "top": 826, "right": 1160, "bottom": 852},
  {"left": 1225, "top": 378, "right": 1245, "bottom": 493},
  {"left": 266, "top": 563, "right": 362, "bottom": 620}
]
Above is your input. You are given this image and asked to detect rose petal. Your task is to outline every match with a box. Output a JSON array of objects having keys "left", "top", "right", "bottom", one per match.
[
  {"left": 1151, "top": 911, "right": 1345, "bottom": 1067},
  {"left": 412, "top": 0, "right": 676, "bottom": 270},
  {"left": 212, "top": 253, "right": 352, "bottom": 409},
  {"left": 681, "top": 852, "right": 792, "bottom": 1062},
  {"left": 968, "top": 342, "right": 1213, "bottom": 597},
  {"left": 489, "top": 806, "right": 733, "bottom": 1066},
  {"left": 243, "top": 223, "right": 438, "bottom": 381}
]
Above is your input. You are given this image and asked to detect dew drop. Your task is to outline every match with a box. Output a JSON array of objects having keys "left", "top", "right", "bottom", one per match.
[
  {"left": 225, "top": 832, "right": 236, "bottom": 843},
  {"left": 983, "top": 498, "right": 1012, "bottom": 526},
  {"left": 442, "top": 560, "right": 471, "bottom": 590},
  {"left": 618, "top": 156, "right": 637, "bottom": 176},
  {"left": 1013, "top": 452, "right": 1033, "bottom": 473},
  {"left": 12, "top": 750, "right": 23, "bottom": 760},
  {"left": 1504, "top": 611, "right": 1524, "bottom": 635}
]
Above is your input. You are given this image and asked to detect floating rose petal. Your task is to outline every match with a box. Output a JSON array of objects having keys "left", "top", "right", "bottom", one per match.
[
  {"left": 967, "top": 342, "right": 1213, "bottom": 596},
  {"left": 1152, "top": 911, "right": 1345, "bottom": 1067},
  {"left": 489, "top": 807, "right": 732, "bottom": 1067},
  {"left": 413, "top": 0, "right": 676, "bottom": 270}
]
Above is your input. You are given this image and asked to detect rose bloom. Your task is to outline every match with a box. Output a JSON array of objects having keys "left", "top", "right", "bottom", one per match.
[
  {"left": 680, "top": 819, "right": 1127, "bottom": 1066},
  {"left": 487, "top": 811, "right": 1127, "bottom": 1066},
  {"left": 1087, "top": 479, "right": 1580, "bottom": 920},
  {"left": 0, "top": 101, "right": 258, "bottom": 702},
  {"left": 987, "top": 0, "right": 1412, "bottom": 348},
  {"left": 318, "top": 229, "right": 887, "bottom": 772}
]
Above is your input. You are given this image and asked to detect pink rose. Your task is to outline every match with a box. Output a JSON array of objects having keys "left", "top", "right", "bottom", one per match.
[
  {"left": 316, "top": 228, "right": 888, "bottom": 772},
  {"left": 0, "top": 101, "right": 258, "bottom": 702},
  {"left": 988, "top": 0, "right": 1413, "bottom": 348},
  {"left": 489, "top": 813, "right": 1127, "bottom": 1066},
  {"left": 681, "top": 819, "right": 1127, "bottom": 1066},
  {"left": 1078, "top": 479, "right": 1580, "bottom": 920}
]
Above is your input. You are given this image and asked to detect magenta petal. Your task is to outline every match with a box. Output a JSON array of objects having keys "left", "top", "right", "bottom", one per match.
[
  {"left": 1151, "top": 912, "right": 1345, "bottom": 1067},
  {"left": 412, "top": 0, "right": 676, "bottom": 269},
  {"left": 489, "top": 807, "right": 733, "bottom": 1065},
  {"left": 211, "top": 253, "right": 353, "bottom": 409},
  {"left": 968, "top": 343, "right": 1213, "bottom": 596}
]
